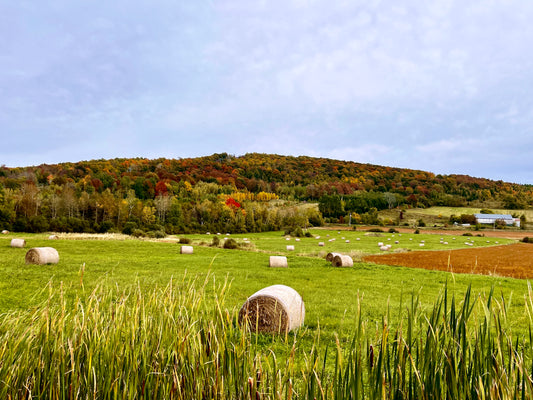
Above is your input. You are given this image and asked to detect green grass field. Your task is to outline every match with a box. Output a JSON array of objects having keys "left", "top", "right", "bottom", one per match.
[
  {"left": 1, "top": 230, "right": 532, "bottom": 398},
  {"left": 0, "top": 230, "right": 522, "bottom": 331}
]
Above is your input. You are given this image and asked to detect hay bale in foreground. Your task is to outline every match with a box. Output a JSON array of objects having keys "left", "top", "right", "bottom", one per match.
[
  {"left": 180, "top": 245, "right": 193, "bottom": 254},
  {"left": 326, "top": 252, "right": 341, "bottom": 262},
  {"left": 333, "top": 254, "right": 353, "bottom": 267},
  {"left": 269, "top": 256, "right": 288, "bottom": 268},
  {"left": 25, "top": 247, "right": 59, "bottom": 265},
  {"left": 238, "top": 284, "right": 305, "bottom": 333},
  {"left": 10, "top": 239, "right": 26, "bottom": 248}
]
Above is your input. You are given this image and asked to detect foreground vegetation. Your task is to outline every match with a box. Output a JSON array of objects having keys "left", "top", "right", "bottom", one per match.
[
  {"left": 1, "top": 230, "right": 531, "bottom": 397},
  {"left": 2, "top": 272, "right": 533, "bottom": 399}
]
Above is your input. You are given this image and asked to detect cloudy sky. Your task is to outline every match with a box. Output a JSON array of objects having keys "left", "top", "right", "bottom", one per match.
[{"left": 2, "top": 1, "right": 533, "bottom": 183}]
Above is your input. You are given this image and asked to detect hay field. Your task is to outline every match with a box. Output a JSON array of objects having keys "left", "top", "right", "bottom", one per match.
[{"left": 0, "top": 230, "right": 525, "bottom": 332}]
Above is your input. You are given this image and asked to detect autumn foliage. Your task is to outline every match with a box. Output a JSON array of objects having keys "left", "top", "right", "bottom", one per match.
[{"left": 0, "top": 153, "right": 531, "bottom": 234}]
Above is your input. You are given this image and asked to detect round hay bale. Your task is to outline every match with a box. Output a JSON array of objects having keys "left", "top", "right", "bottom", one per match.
[
  {"left": 380, "top": 245, "right": 389, "bottom": 251},
  {"left": 25, "top": 247, "right": 59, "bottom": 265},
  {"left": 180, "top": 245, "right": 193, "bottom": 254},
  {"left": 286, "top": 245, "right": 295, "bottom": 251},
  {"left": 326, "top": 252, "right": 341, "bottom": 262},
  {"left": 48, "top": 235, "right": 58, "bottom": 240},
  {"left": 318, "top": 242, "right": 325, "bottom": 247},
  {"left": 295, "top": 238, "right": 300, "bottom": 242},
  {"left": 333, "top": 255, "right": 353, "bottom": 267},
  {"left": 1, "top": 230, "right": 9, "bottom": 234},
  {"left": 238, "top": 284, "right": 305, "bottom": 333},
  {"left": 10, "top": 238, "right": 26, "bottom": 248},
  {"left": 269, "top": 256, "right": 288, "bottom": 268},
  {"left": 345, "top": 239, "right": 350, "bottom": 243}
]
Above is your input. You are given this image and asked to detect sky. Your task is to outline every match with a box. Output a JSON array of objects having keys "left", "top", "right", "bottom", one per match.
[{"left": 1, "top": 1, "right": 533, "bottom": 184}]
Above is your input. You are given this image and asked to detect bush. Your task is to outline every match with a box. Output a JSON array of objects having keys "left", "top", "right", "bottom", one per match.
[
  {"left": 211, "top": 236, "right": 220, "bottom": 246},
  {"left": 417, "top": 219, "right": 426, "bottom": 227},
  {"left": 151, "top": 230, "right": 166, "bottom": 238},
  {"left": 223, "top": 238, "right": 239, "bottom": 249},
  {"left": 179, "top": 237, "right": 191, "bottom": 244},
  {"left": 99, "top": 221, "right": 114, "bottom": 233},
  {"left": 462, "top": 233, "right": 473, "bottom": 237},
  {"left": 522, "top": 237, "right": 533, "bottom": 243},
  {"left": 304, "top": 231, "right": 313, "bottom": 237},
  {"left": 388, "top": 228, "right": 399, "bottom": 233},
  {"left": 368, "top": 228, "right": 384, "bottom": 233},
  {"left": 131, "top": 229, "right": 146, "bottom": 238},
  {"left": 414, "top": 229, "right": 420, "bottom": 234},
  {"left": 122, "top": 222, "right": 137, "bottom": 235}
]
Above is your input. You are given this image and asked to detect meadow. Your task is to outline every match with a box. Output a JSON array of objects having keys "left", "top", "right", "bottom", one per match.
[{"left": 1, "top": 229, "right": 532, "bottom": 398}]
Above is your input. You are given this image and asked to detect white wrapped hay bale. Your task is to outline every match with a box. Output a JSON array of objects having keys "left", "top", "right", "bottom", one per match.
[
  {"left": 10, "top": 239, "right": 26, "bottom": 248},
  {"left": 318, "top": 242, "right": 324, "bottom": 247},
  {"left": 286, "top": 245, "right": 295, "bottom": 251},
  {"left": 326, "top": 252, "right": 341, "bottom": 262},
  {"left": 1, "top": 230, "right": 9, "bottom": 234},
  {"left": 269, "top": 256, "right": 288, "bottom": 268},
  {"left": 333, "top": 255, "right": 353, "bottom": 267},
  {"left": 180, "top": 245, "right": 193, "bottom": 254},
  {"left": 238, "top": 284, "right": 305, "bottom": 333},
  {"left": 380, "top": 245, "right": 389, "bottom": 251},
  {"left": 25, "top": 247, "right": 59, "bottom": 265},
  {"left": 48, "top": 235, "right": 58, "bottom": 240}
]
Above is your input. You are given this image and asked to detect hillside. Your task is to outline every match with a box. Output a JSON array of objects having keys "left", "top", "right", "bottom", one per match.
[{"left": 0, "top": 153, "right": 532, "bottom": 234}]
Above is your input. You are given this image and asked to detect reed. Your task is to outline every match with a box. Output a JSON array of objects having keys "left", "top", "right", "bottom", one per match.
[{"left": 0, "top": 276, "right": 531, "bottom": 399}]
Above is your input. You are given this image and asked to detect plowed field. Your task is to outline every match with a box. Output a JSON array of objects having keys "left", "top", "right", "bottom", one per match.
[{"left": 363, "top": 243, "right": 533, "bottom": 279}]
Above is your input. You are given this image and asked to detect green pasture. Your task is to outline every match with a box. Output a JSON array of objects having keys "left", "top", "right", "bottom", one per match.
[
  {"left": 2, "top": 230, "right": 533, "bottom": 398},
  {"left": 185, "top": 228, "right": 515, "bottom": 256},
  {"left": 0, "top": 230, "right": 524, "bottom": 336}
]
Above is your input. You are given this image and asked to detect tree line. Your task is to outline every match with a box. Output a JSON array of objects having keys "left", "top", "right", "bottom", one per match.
[{"left": 1, "top": 153, "right": 532, "bottom": 234}]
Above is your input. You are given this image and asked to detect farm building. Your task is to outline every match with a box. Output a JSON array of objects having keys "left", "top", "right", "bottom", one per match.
[{"left": 474, "top": 214, "right": 520, "bottom": 227}]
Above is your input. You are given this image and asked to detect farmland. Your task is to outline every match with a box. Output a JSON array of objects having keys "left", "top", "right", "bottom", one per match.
[{"left": 1, "top": 229, "right": 533, "bottom": 398}]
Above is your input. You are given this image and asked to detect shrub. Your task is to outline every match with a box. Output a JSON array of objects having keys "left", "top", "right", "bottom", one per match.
[
  {"left": 131, "top": 229, "right": 146, "bottom": 238},
  {"left": 522, "top": 237, "right": 532, "bottom": 243},
  {"left": 148, "top": 230, "right": 166, "bottom": 239},
  {"left": 417, "top": 219, "right": 426, "bottom": 227},
  {"left": 211, "top": 236, "right": 220, "bottom": 246},
  {"left": 414, "top": 229, "right": 420, "bottom": 234},
  {"left": 388, "top": 228, "right": 398, "bottom": 233},
  {"left": 223, "top": 238, "right": 239, "bottom": 249},
  {"left": 99, "top": 221, "right": 114, "bottom": 233},
  {"left": 462, "top": 232, "right": 473, "bottom": 236},
  {"left": 122, "top": 222, "right": 137, "bottom": 235},
  {"left": 179, "top": 237, "right": 191, "bottom": 244},
  {"left": 368, "top": 228, "right": 384, "bottom": 233},
  {"left": 304, "top": 231, "right": 313, "bottom": 237}
]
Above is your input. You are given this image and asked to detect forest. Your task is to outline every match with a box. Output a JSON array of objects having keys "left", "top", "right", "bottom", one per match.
[{"left": 1, "top": 153, "right": 532, "bottom": 235}]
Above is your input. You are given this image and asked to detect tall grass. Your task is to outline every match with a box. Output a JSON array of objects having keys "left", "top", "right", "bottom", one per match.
[{"left": 1, "top": 275, "right": 532, "bottom": 399}]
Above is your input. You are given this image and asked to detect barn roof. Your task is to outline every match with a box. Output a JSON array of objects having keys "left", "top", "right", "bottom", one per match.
[{"left": 474, "top": 214, "right": 514, "bottom": 220}]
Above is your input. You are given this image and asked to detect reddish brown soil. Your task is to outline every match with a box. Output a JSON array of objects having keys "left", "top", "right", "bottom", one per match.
[{"left": 363, "top": 243, "right": 533, "bottom": 279}]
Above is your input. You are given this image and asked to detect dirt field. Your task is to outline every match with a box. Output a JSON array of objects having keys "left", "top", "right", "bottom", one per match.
[{"left": 363, "top": 243, "right": 533, "bottom": 279}]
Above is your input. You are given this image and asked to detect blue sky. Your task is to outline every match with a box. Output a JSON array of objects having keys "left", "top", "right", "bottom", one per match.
[{"left": 1, "top": 1, "right": 533, "bottom": 184}]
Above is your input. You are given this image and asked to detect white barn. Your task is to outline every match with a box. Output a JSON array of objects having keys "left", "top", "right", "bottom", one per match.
[{"left": 474, "top": 214, "right": 520, "bottom": 227}]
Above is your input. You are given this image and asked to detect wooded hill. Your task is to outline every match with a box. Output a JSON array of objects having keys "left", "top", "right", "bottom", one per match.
[{"left": 1, "top": 153, "right": 531, "bottom": 234}]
